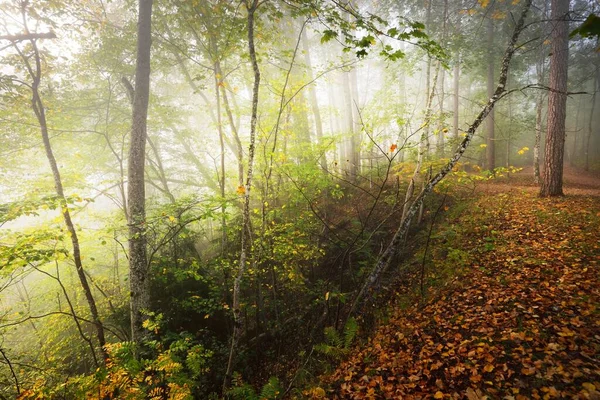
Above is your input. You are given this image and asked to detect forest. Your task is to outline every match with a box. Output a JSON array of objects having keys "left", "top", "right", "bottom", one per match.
[{"left": 0, "top": 0, "right": 599, "bottom": 398}]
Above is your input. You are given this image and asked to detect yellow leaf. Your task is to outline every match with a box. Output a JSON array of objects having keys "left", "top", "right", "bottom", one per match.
[
  {"left": 478, "top": 0, "right": 490, "bottom": 7},
  {"left": 236, "top": 185, "right": 246, "bottom": 195},
  {"left": 583, "top": 382, "right": 596, "bottom": 392},
  {"left": 434, "top": 391, "right": 444, "bottom": 399},
  {"left": 480, "top": 144, "right": 487, "bottom": 148},
  {"left": 325, "top": 292, "right": 330, "bottom": 301},
  {"left": 483, "top": 364, "right": 495, "bottom": 373}
]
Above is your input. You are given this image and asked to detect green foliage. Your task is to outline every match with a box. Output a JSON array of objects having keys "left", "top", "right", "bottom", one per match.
[
  {"left": 570, "top": 13, "right": 600, "bottom": 40},
  {"left": 227, "top": 374, "right": 283, "bottom": 400},
  {"left": 314, "top": 318, "right": 359, "bottom": 361}
]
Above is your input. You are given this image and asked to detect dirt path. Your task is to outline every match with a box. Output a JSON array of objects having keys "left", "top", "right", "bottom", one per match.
[
  {"left": 479, "top": 166, "right": 600, "bottom": 197},
  {"left": 321, "top": 181, "right": 600, "bottom": 399}
]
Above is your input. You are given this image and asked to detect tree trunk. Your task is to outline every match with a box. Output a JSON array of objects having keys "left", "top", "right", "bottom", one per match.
[
  {"left": 453, "top": 1, "right": 462, "bottom": 142},
  {"left": 128, "top": 0, "right": 153, "bottom": 346},
  {"left": 437, "top": 0, "right": 448, "bottom": 157},
  {"left": 215, "top": 61, "right": 227, "bottom": 252},
  {"left": 18, "top": 25, "right": 107, "bottom": 363},
  {"left": 486, "top": 16, "right": 495, "bottom": 171},
  {"left": 585, "top": 64, "right": 599, "bottom": 171},
  {"left": 540, "top": 0, "right": 569, "bottom": 196},
  {"left": 534, "top": 91, "right": 544, "bottom": 184},
  {"left": 302, "top": 29, "right": 327, "bottom": 171},
  {"left": 224, "top": 0, "right": 261, "bottom": 392}
]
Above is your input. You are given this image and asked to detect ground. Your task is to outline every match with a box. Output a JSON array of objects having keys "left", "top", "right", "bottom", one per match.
[{"left": 318, "top": 168, "right": 600, "bottom": 399}]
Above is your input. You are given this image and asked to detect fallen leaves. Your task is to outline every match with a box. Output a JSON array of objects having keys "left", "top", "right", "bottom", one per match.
[{"left": 323, "top": 192, "right": 600, "bottom": 399}]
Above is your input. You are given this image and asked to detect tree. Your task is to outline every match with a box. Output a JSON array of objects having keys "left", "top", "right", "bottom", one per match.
[
  {"left": 540, "top": 0, "right": 569, "bottom": 197},
  {"left": 352, "top": 0, "right": 533, "bottom": 314},
  {"left": 0, "top": 2, "right": 107, "bottom": 364},
  {"left": 128, "top": 0, "right": 154, "bottom": 346}
]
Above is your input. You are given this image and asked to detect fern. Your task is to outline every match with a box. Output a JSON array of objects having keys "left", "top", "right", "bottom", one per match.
[
  {"left": 259, "top": 376, "right": 283, "bottom": 399},
  {"left": 343, "top": 318, "right": 358, "bottom": 349},
  {"left": 314, "top": 318, "right": 359, "bottom": 361}
]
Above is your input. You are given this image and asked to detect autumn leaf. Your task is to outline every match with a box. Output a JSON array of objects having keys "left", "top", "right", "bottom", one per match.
[
  {"left": 236, "top": 185, "right": 246, "bottom": 195},
  {"left": 390, "top": 143, "right": 398, "bottom": 153}
]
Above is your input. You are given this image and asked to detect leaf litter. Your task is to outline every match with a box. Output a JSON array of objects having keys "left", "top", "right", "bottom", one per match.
[{"left": 322, "top": 189, "right": 600, "bottom": 399}]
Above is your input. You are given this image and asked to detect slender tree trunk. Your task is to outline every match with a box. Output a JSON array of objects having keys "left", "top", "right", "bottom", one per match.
[
  {"left": 17, "top": 30, "right": 107, "bottom": 363},
  {"left": 453, "top": 2, "right": 462, "bottom": 142},
  {"left": 534, "top": 92, "right": 544, "bottom": 184},
  {"left": 437, "top": 0, "right": 448, "bottom": 157},
  {"left": 224, "top": 0, "right": 260, "bottom": 392},
  {"left": 585, "top": 65, "right": 599, "bottom": 171},
  {"left": 215, "top": 61, "right": 227, "bottom": 252},
  {"left": 540, "top": 0, "right": 569, "bottom": 196},
  {"left": 349, "top": 65, "right": 360, "bottom": 177},
  {"left": 570, "top": 96, "right": 582, "bottom": 167},
  {"left": 128, "top": 0, "right": 153, "bottom": 346},
  {"left": 486, "top": 16, "right": 496, "bottom": 171},
  {"left": 302, "top": 30, "right": 327, "bottom": 171},
  {"left": 342, "top": 67, "right": 355, "bottom": 178}
]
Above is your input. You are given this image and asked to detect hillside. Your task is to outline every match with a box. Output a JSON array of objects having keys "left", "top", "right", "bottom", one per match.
[{"left": 319, "top": 171, "right": 600, "bottom": 399}]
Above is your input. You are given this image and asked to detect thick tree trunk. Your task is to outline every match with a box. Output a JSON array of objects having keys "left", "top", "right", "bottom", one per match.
[
  {"left": 540, "top": 0, "right": 569, "bottom": 196},
  {"left": 486, "top": 16, "right": 495, "bottom": 171},
  {"left": 128, "top": 0, "right": 153, "bottom": 346}
]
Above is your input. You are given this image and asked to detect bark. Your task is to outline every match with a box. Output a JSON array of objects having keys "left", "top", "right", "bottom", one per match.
[
  {"left": 351, "top": 0, "right": 532, "bottom": 315},
  {"left": 540, "top": 0, "right": 569, "bottom": 196},
  {"left": 224, "top": 0, "right": 260, "bottom": 392},
  {"left": 128, "top": 0, "right": 153, "bottom": 346},
  {"left": 15, "top": 24, "right": 107, "bottom": 363},
  {"left": 486, "top": 16, "right": 496, "bottom": 171}
]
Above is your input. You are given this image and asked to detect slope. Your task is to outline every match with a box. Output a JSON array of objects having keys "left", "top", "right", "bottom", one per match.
[{"left": 321, "top": 175, "right": 600, "bottom": 399}]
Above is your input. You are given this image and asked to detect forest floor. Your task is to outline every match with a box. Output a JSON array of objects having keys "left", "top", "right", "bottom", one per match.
[{"left": 317, "top": 167, "right": 600, "bottom": 399}]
